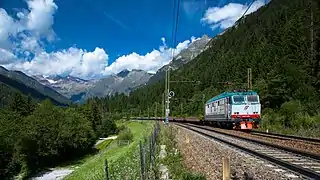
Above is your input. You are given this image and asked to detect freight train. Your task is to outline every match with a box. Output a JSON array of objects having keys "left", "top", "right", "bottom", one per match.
[{"left": 203, "top": 90, "right": 261, "bottom": 130}]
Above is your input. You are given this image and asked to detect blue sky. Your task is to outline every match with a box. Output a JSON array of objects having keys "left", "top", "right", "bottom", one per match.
[{"left": 0, "top": 0, "right": 266, "bottom": 79}]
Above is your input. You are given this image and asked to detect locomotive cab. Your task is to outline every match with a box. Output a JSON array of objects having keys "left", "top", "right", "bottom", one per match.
[
  {"left": 204, "top": 90, "right": 261, "bottom": 130},
  {"left": 231, "top": 94, "right": 261, "bottom": 130}
]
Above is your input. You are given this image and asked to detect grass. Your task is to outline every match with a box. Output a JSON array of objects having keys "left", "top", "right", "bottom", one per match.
[
  {"left": 159, "top": 125, "right": 206, "bottom": 180},
  {"left": 64, "top": 121, "right": 154, "bottom": 180},
  {"left": 96, "top": 139, "right": 113, "bottom": 151}
]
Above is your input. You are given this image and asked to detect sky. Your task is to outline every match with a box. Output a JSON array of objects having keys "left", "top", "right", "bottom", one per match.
[{"left": 0, "top": 0, "right": 267, "bottom": 80}]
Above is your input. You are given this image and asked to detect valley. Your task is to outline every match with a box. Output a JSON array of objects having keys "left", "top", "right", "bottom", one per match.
[{"left": 0, "top": 0, "right": 319, "bottom": 179}]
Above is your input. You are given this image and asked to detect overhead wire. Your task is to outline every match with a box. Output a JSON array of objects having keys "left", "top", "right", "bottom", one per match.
[
  {"left": 170, "top": 0, "right": 181, "bottom": 61},
  {"left": 165, "top": 0, "right": 181, "bottom": 118},
  {"left": 238, "top": 0, "right": 256, "bottom": 23},
  {"left": 167, "top": 0, "right": 181, "bottom": 79},
  {"left": 166, "top": 0, "right": 181, "bottom": 84}
]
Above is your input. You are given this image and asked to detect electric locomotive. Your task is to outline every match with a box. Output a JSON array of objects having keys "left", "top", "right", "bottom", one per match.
[{"left": 204, "top": 90, "right": 261, "bottom": 130}]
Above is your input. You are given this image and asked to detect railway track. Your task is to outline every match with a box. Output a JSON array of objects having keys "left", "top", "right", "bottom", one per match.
[
  {"left": 175, "top": 123, "right": 320, "bottom": 180},
  {"left": 250, "top": 130, "right": 320, "bottom": 144}
]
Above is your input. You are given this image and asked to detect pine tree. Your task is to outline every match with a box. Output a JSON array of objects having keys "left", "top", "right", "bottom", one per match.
[{"left": 9, "top": 92, "right": 28, "bottom": 116}]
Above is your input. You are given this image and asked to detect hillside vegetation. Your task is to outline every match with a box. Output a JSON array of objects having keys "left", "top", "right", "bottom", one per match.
[
  {"left": 0, "top": 67, "right": 71, "bottom": 106},
  {"left": 94, "top": 0, "right": 320, "bottom": 136},
  {"left": 0, "top": 92, "right": 117, "bottom": 179}
]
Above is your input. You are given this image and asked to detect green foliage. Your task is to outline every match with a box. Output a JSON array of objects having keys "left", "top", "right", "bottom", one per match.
[
  {"left": 261, "top": 100, "right": 320, "bottom": 137},
  {"left": 95, "top": 139, "right": 113, "bottom": 151},
  {"left": 117, "top": 126, "right": 134, "bottom": 142},
  {"left": 91, "top": 0, "right": 320, "bottom": 134},
  {"left": 98, "top": 118, "right": 117, "bottom": 138},
  {"left": 78, "top": 98, "right": 117, "bottom": 138},
  {"left": 160, "top": 126, "right": 206, "bottom": 179},
  {"left": 0, "top": 110, "right": 22, "bottom": 178},
  {"left": 181, "top": 172, "right": 206, "bottom": 180},
  {"left": 65, "top": 121, "right": 153, "bottom": 180},
  {"left": 0, "top": 99, "right": 99, "bottom": 179},
  {"left": 116, "top": 124, "right": 127, "bottom": 132},
  {"left": 8, "top": 92, "right": 35, "bottom": 117},
  {"left": 0, "top": 70, "right": 70, "bottom": 106}
]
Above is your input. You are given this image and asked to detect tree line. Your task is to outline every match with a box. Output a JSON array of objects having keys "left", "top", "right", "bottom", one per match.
[
  {"left": 0, "top": 92, "right": 117, "bottom": 179},
  {"left": 95, "top": 0, "right": 320, "bottom": 134}
]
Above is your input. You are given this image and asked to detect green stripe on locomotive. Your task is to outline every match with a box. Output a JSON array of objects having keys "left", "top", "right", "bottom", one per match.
[{"left": 206, "top": 91, "right": 258, "bottom": 104}]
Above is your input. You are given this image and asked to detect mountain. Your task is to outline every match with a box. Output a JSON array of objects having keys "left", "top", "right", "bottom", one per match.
[
  {"left": 148, "top": 34, "right": 211, "bottom": 84},
  {"left": 33, "top": 69, "right": 153, "bottom": 103},
  {"left": 31, "top": 35, "right": 210, "bottom": 103},
  {"left": 116, "top": 69, "right": 130, "bottom": 77},
  {"left": 0, "top": 66, "right": 70, "bottom": 106},
  {"left": 94, "top": 0, "right": 320, "bottom": 118},
  {"left": 33, "top": 75, "right": 96, "bottom": 99},
  {"left": 72, "top": 69, "right": 152, "bottom": 102}
]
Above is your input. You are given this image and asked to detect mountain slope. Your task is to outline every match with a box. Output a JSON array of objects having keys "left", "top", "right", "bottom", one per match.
[
  {"left": 33, "top": 75, "right": 95, "bottom": 98},
  {"left": 34, "top": 69, "right": 153, "bottom": 103},
  {"left": 69, "top": 69, "right": 153, "bottom": 102},
  {"left": 148, "top": 34, "right": 211, "bottom": 84},
  {"left": 0, "top": 66, "right": 70, "bottom": 106},
  {"left": 94, "top": 0, "right": 320, "bottom": 117},
  {"left": 85, "top": 69, "right": 152, "bottom": 96}
]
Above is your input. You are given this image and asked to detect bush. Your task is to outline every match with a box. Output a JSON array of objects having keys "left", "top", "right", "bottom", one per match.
[
  {"left": 260, "top": 100, "right": 320, "bottom": 137},
  {"left": 98, "top": 118, "right": 117, "bottom": 138},
  {"left": 0, "top": 100, "right": 97, "bottom": 179},
  {"left": 116, "top": 124, "right": 127, "bottom": 133},
  {"left": 117, "top": 126, "right": 134, "bottom": 142},
  {"left": 182, "top": 172, "right": 206, "bottom": 180}
]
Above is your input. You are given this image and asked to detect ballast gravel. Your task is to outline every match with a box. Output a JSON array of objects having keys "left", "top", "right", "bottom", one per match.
[
  {"left": 172, "top": 124, "right": 306, "bottom": 180},
  {"left": 210, "top": 128, "right": 320, "bottom": 155}
]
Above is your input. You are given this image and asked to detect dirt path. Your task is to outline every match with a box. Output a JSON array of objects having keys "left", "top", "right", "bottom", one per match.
[
  {"left": 30, "top": 135, "right": 117, "bottom": 180},
  {"left": 31, "top": 169, "right": 74, "bottom": 180}
]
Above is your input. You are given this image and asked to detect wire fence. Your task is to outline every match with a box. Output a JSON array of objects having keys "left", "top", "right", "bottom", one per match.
[{"left": 104, "top": 122, "right": 160, "bottom": 180}]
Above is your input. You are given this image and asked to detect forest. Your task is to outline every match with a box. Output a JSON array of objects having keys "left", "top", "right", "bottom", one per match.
[
  {"left": 0, "top": 0, "right": 319, "bottom": 178},
  {"left": 0, "top": 93, "right": 117, "bottom": 179},
  {"left": 96, "top": 0, "right": 320, "bottom": 135}
]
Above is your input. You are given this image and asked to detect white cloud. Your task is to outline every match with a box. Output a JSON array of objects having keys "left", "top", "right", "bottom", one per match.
[
  {"left": 0, "top": 9, "right": 21, "bottom": 48},
  {"left": 8, "top": 47, "right": 108, "bottom": 79},
  {"left": 25, "top": 0, "right": 58, "bottom": 41},
  {"left": 0, "top": 0, "right": 109, "bottom": 79},
  {"left": 0, "top": 0, "right": 57, "bottom": 50},
  {"left": 19, "top": 35, "right": 43, "bottom": 53},
  {"left": 0, "top": 48, "right": 17, "bottom": 64},
  {"left": 201, "top": 0, "right": 265, "bottom": 30},
  {"left": 103, "top": 38, "right": 195, "bottom": 75},
  {"left": 0, "top": 0, "right": 195, "bottom": 79}
]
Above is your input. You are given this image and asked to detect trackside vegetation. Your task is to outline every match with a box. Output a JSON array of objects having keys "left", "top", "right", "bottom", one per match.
[
  {"left": 261, "top": 101, "right": 320, "bottom": 137},
  {"left": 89, "top": 0, "right": 320, "bottom": 136},
  {"left": 159, "top": 125, "right": 206, "bottom": 180},
  {"left": 65, "top": 121, "right": 153, "bottom": 180},
  {"left": 0, "top": 92, "right": 117, "bottom": 179}
]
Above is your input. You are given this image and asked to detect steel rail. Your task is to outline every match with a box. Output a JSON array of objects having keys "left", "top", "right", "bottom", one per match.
[
  {"left": 185, "top": 123, "right": 320, "bottom": 161},
  {"left": 176, "top": 123, "right": 320, "bottom": 180},
  {"left": 251, "top": 130, "right": 320, "bottom": 143}
]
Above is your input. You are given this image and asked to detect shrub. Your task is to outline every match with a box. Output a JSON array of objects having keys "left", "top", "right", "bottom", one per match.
[
  {"left": 117, "top": 124, "right": 127, "bottom": 133},
  {"left": 117, "top": 126, "right": 134, "bottom": 142},
  {"left": 182, "top": 172, "right": 206, "bottom": 180},
  {"left": 98, "top": 118, "right": 117, "bottom": 138}
]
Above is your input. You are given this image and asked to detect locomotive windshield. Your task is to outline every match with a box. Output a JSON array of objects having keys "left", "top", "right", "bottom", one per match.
[
  {"left": 247, "top": 95, "right": 259, "bottom": 103},
  {"left": 232, "top": 95, "right": 245, "bottom": 103}
]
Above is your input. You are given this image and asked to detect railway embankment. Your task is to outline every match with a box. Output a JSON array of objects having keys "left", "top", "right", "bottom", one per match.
[
  {"left": 158, "top": 124, "right": 206, "bottom": 179},
  {"left": 172, "top": 124, "right": 304, "bottom": 180},
  {"left": 212, "top": 128, "right": 320, "bottom": 154},
  {"left": 194, "top": 125, "right": 320, "bottom": 155}
]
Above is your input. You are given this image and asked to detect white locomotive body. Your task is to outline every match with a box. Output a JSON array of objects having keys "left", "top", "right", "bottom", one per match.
[{"left": 204, "top": 90, "right": 261, "bottom": 130}]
